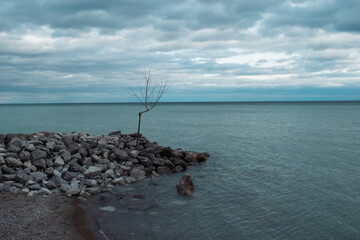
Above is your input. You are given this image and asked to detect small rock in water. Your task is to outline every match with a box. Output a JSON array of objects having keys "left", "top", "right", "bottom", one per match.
[
  {"left": 176, "top": 173, "right": 195, "bottom": 196},
  {"left": 99, "top": 206, "right": 116, "bottom": 212}
]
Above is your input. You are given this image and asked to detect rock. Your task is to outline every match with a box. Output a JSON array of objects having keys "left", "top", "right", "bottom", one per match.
[
  {"left": 7, "top": 138, "right": 23, "bottom": 154},
  {"left": 6, "top": 157, "right": 23, "bottom": 167},
  {"left": 84, "top": 166, "right": 102, "bottom": 178},
  {"left": 0, "top": 155, "right": 5, "bottom": 165},
  {"left": 52, "top": 175, "right": 67, "bottom": 187},
  {"left": 25, "top": 144, "right": 36, "bottom": 152},
  {"left": 32, "top": 159, "right": 46, "bottom": 170},
  {"left": 31, "top": 149, "right": 47, "bottom": 161},
  {"left": 99, "top": 206, "right": 116, "bottom": 212},
  {"left": 114, "top": 148, "right": 128, "bottom": 161},
  {"left": 84, "top": 179, "right": 98, "bottom": 187},
  {"left": 19, "top": 150, "right": 31, "bottom": 161},
  {"left": 197, "top": 153, "right": 209, "bottom": 162},
  {"left": 173, "top": 165, "right": 184, "bottom": 173},
  {"left": 38, "top": 187, "right": 52, "bottom": 194},
  {"left": 98, "top": 139, "right": 108, "bottom": 149},
  {"left": 1, "top": 165, "right": 15, "bottom": 174},
  {"left": 2, "top": 174, "right": 16, "bottom": 181},
  {"left": 30, "top": 171, "right": 48, "bottom": 182},
  {"left": 176, "top": 173, "right": 195, "bottom": 196},
  {"left": 45, "top": 158, "right": 54, "bottom": 168},
  {"left": 130, "top": 168, "right": 146, "bottom": 179},
  {"left": 103, "top": 169, "right": 115, "bottom": 179},
  {"left": 66, "top": 179, "right": 81, "bottom": 196},
  {"left": 45, "top": 180, "right": 57, "bottom": 190},
  {"left": 86, "top": 187, "right": 101, "bottom": 195},
  {"left": 60, "top": 183, "right": 71, "bottom": 192},
  {"left": 112, "top": 177, "right": 125, "bottom": 185},
  {"left": 23, "top": 160, "right": 32, "bottom": 168},
  {"left": 61, "top": 133, "right": 74, "bottom": 146},
  {"left": 15, "top": 171, "right": 34, "bottom": 184},
  {"left": 129, "top": 150, "right": 139, "bottom": 157},
  {"left": 61, "top": 151, "right": 72, "bottom": 163},
  {"left": 125, "top": 176, "right": 137, "bottom": 184},
  {"left": 28, "top": 184, "right": 42, "bottom": 191},
  {"left": 54, "top": 156, "right": 65, "bottom": 167},
  {"left": 157, "top": 166, "right": 172, "bottom": 175},
  {"left": 184, "top": 151, "right": 198, "bottom": 162}
]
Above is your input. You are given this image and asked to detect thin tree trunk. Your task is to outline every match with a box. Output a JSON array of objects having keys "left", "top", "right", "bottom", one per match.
[{"left": 136, "top": 112, "right": 142, "bottom": 149}]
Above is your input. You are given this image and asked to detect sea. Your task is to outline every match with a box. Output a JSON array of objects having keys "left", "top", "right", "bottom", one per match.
[{"left": 0, "top": 101, "right": 359, "bottom": 239}]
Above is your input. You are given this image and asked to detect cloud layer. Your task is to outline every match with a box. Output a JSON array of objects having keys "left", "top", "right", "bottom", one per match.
[{"left": 0, "top": 0, "right": 359, "bottom": 103}]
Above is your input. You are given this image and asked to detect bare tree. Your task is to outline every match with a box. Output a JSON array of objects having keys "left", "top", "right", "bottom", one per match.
[{"left": 129, "top": 68, "right": 169, "bottom": 149}]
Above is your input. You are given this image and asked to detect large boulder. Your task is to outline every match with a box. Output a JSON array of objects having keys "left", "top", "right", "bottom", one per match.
[{"left": 176, "top": 173, "right": 195, "bottom": 196}]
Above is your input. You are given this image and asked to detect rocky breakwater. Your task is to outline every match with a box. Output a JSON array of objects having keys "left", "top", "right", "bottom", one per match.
[{"left": 0, "top": 131, "right": 208, "bottom": 198}]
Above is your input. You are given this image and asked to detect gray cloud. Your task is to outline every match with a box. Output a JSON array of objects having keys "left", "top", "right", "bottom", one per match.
[{"left": 0, "top": 0, "right": 359, "bottom": 103}]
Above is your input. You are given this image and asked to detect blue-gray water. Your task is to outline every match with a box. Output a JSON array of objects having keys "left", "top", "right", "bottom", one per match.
[{"left": 1, "top": 102, "right": 360, "bottom": 239}]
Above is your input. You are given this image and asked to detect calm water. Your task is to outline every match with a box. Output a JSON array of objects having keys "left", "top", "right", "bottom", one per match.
[{"left": 1, "top": 102, "right": 360, "bottom": 239}]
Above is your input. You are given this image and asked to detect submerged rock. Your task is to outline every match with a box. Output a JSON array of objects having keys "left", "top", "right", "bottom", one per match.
[{"left": 176, "top": 173, "right": 195, "bottom": 196}]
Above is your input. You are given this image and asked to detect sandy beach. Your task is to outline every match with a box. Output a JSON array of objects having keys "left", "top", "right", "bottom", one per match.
[{"left": 0, "top": 192, "right": 96, "bottom": 240}]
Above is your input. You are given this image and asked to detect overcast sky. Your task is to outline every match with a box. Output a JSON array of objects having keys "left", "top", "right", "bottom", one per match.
[{"left": 0, "top": 0, "right": 359, "bottom": 103}]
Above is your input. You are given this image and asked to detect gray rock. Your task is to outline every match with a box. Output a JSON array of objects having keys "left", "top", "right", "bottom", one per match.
[
  {"left": 45, "top": 167, "right": 54, "bottom": 176},
  {"left": 2, "top": 174, "right": 16, "bottom": 181},
  {"left": 19, "top": 150, "right": 31, "bottom": 161},
  {"left": 28, "top": 184, "right": 42, "bottom": 191},
  {"left": 7, "top": 138, "right": 23, "bottom": 154},
  {"left": 86, "top": 187, "right": 101, "bottom": 195},
  {"left": 125, "top": 176, "right": 137, "bottom": 184},
  {"left": 23, "top": 160, "right": 32, "bottom": 168},
  {"left": 84, "top": 179, "right": 98, "bottom": 187},
  {"left": 62, "top": 171, "right": 77, "bottom": 181},
  {"left": 157, "top": 166, "right": 172, "bottom": 175},
  {"left": 176, "top": 173, "right": 195, "bottom": 196},
  {"left": 97, "top": 139, "right": 108, "bottom": 149},
  {"left": 38, "top": 187, "right": 52, "bottom": 194},
  {"left": 32, "top": 158, "right": 46, "bottom": 170},
  {"left": 54, "top": 156, "right": 65, "bottom": 167},
  {"left": 61, "top": 134, "right": 74, "bottom": 146},
  {"left": 6, "top": 157, "right": 23, "bottom": 167},
  {"left": 129, "top": 150, "right": 139, "bottom": 157},
  {"left": 26, "top": 143, "right": 36, "bottom": 152},
  {"left": 84, "top": 166, "right": 102, "bottom": 178},
  {"left": 45, "top": 158, "right": 54, "bottom": 168},
  {"left": 173, "top": 165, "right": 184, "bottom": 173},
  {"left": 0, "top": 155, "right": 5, "bottom": 165},
  {"left": 112, "top": 177, "right": 125, "bottom": 185},
  {"left": 103, "top": 169, "right": 115, "bottom": 179},
  {"left": 60, "top": 151, "right": 72, "bottom": 163},
  {"left": 31, "top": 149, "right": 47, "bottom": 161},
  {"left": 114, "top": 148, "right": 128, "bottom": 161},
  {"left": 15, "top": 171, "right": 34, "bottom": 184},
  {"left": 60, "top": 183, "right": 71, "bottom": 192},
  {"left": 91, "top": 154, "right": 101, "bottom": 162},
  {"left": 130, "top": 168, "right": 146, "bottom": 179},
  {"left": 184, "top": 151, "right": 198, "bottom": 162},
  {"left": 30, "top": 171, "right": 48, "bottom": 182},
  {"left": 52, "top": 175, "right": 67, "bottom": 187},
  {"left": 1, "top": 164, "right": 15, "bottom": 174},
  {"left": 45, "top": 180, "right": 57, "bottom": 190}
]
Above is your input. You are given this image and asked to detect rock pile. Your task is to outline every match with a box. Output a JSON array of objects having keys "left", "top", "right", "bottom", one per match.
[{"left": 0, "top": 131, "right": 208, "bottom": 198}]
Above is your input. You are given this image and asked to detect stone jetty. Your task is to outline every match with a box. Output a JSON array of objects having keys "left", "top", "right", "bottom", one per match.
[{"left": 0, "top": 131, "right": 208, "bottom": 198}]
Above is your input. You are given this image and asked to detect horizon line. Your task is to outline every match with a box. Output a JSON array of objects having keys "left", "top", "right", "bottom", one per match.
[{"left": 0, "top": 100, "right": 359, "bottom": 105}]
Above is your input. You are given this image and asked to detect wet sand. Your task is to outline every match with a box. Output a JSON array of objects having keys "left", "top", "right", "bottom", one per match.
[{"left": 0, "top": 193, "right": 96, "bottom": 240}]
